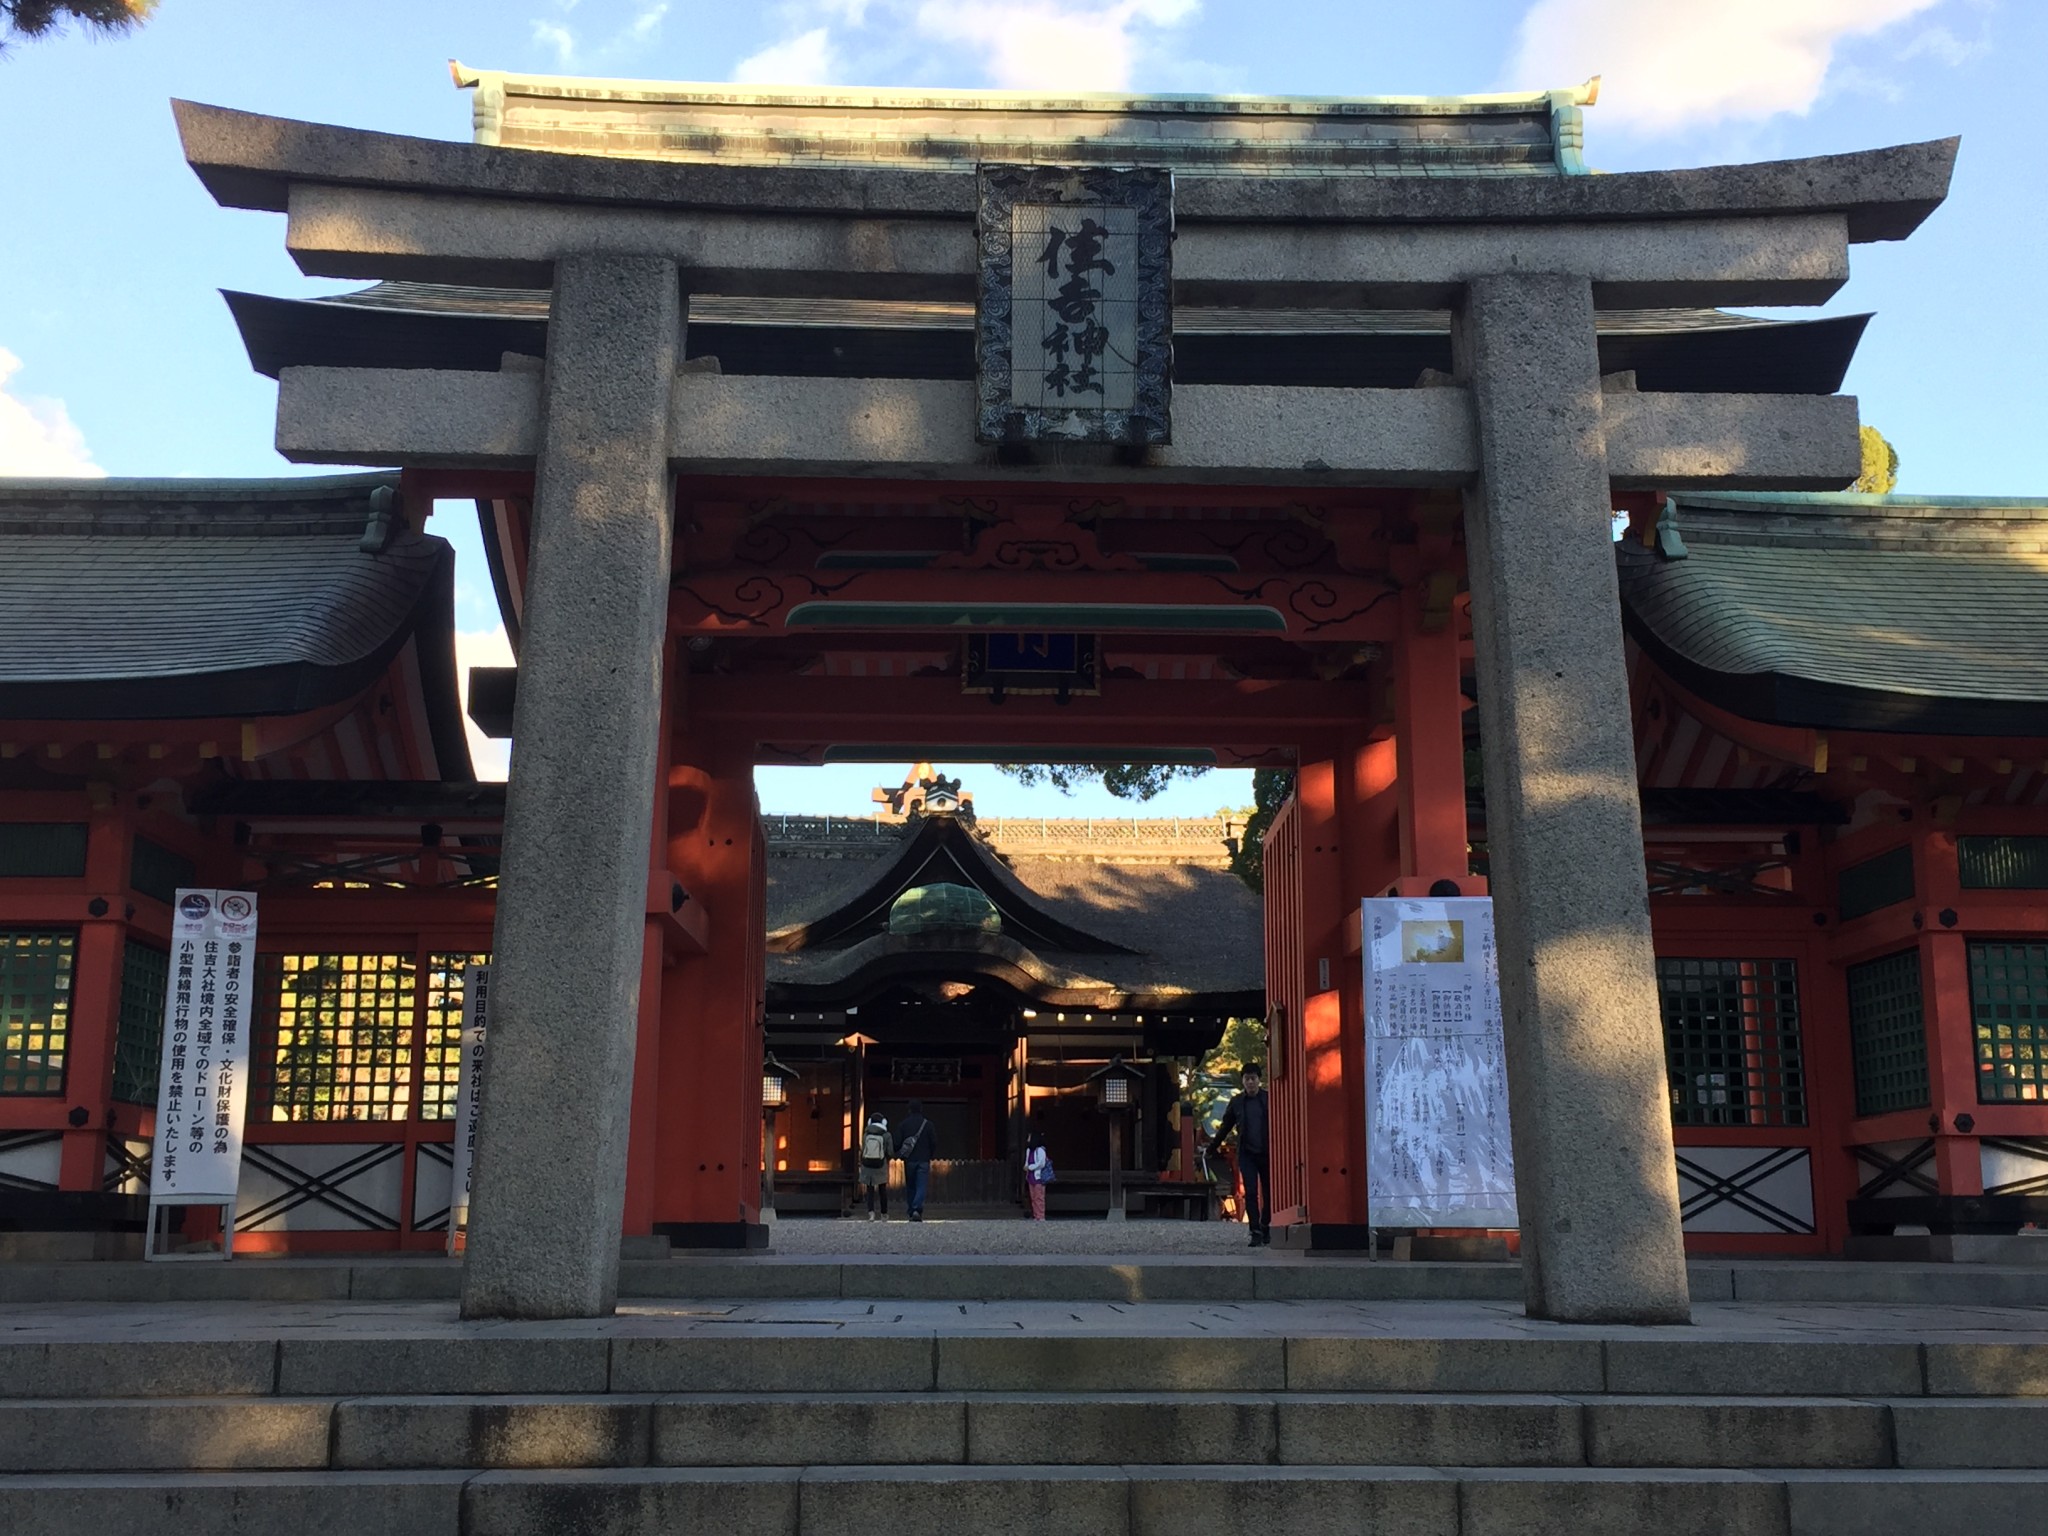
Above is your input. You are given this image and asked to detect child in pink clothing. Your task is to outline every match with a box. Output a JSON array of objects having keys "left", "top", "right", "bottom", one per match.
[{"left": 1024, "top": 1133, "right": 1052, "bottom": 1221}]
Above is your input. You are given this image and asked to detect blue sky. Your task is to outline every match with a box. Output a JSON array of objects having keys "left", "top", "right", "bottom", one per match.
[{"left": 1, "top": 0, "right": 2038, "bottom": 816}]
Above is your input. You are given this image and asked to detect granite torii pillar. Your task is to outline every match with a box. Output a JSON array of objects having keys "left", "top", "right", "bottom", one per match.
[
  {"left": 1453, "top": 271, "right": 1691, "bottom": 1325},
  {"left": 461, "top": 254, "right": 680, "bottom": 1320}
]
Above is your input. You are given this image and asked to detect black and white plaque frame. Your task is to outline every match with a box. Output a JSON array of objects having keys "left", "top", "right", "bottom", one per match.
[{"left": 975, "top": 165, "right": 1172, "bottom": 447}]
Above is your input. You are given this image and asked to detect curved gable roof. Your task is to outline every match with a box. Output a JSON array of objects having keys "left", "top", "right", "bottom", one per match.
[
  {"left": 1619, "top": 492, "right": 2048, "bottom": 736},
  {"left": 0, "top": 473, "right": 471, "bottom": 774}
]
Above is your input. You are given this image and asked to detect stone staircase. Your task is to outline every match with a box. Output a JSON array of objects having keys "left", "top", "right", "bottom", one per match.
[{"left": 3, "top": 1324, "right": 2048, "bottom": 1533}]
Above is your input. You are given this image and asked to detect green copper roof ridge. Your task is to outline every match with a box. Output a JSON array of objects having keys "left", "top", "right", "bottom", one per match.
[
  {"left": 1680, "top": 490, "right": 2048, "bottom": 511},
  {"left": 0, "top": 470, "right": 398, "bottom": 498},
  {"left": 450, "top": 60, "right": 1598, "bottom": 117}
]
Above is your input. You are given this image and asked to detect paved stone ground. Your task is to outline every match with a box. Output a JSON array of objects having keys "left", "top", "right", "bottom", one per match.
[
  {"left": 4, "top": 1295, "right": 2046, "bottom": 1342},
  {"left": 764, "top": 1217, "right": 1257, "bottom": 1257}
]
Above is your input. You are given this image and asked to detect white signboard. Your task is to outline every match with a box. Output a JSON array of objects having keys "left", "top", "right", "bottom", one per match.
[
  {"left": 147, "top": 890, "right": 259, "bottom": 1248},
  {"left": 1362, "top": 896, "right": 1518, "bottom": 1229},
  {"left": 445, "top": 962, "right": 490, "bottom": 1250}
]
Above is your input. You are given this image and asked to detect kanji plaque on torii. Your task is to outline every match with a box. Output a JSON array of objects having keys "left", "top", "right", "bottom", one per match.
[{"left": 975, "top": 165, "right": 1172, "bottom": 446}]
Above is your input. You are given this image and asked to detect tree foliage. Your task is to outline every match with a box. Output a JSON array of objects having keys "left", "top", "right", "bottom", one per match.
[
  {"left": 991, "top": 762, "right": 1209, "bottom": 801},
  {"left": 1852, "top": 425, "right": 1899, "bottom": 495},
  {"left": 2, "top": 0, "right": 153, "bottom": 45},
  {"left": 1227, "top": 768, "right": 1295, "bottom": 892}
]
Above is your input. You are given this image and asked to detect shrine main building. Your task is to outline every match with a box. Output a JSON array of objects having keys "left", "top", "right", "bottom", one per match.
[{"left": 0, "top": 65, "right": 2039, "bottom": 1325}]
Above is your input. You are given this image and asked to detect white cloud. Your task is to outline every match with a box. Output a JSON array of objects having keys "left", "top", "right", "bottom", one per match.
[
  {"left": 913, "top": 0, "right": 1198, "bottom": 90},
  {"left": 735, "top": 26, "right": 839, "bottom": 84},
  {"left": 0, "top": 348, "right": 102, "bottom": 477},
  {"left": 627, "top": 2, "right": 669, "bottom": 44},
  {"left": 528, "top": 0, "right": 668, "bottom": 69},
  {"left": 455, "top": 624, "right": 515, "bottom": 782},
  {"left": 734, "top": 0, "right": 1201, "bottom": 92},
  {"left": 1506, "top": 0, "right": 1944, "bottom": 136},
  {"left": 530, "top": 20, "right": 577, "bottom": 66}
]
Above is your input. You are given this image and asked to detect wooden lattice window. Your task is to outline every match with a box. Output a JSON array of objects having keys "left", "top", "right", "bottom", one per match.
[
  {"left": 256, "top": 953, "right": 417, "bottom": 1123},
  {"left": 1657, "top": 957, "right": 1806, "bottom": 1127},
  {"left": 1847, "top": 949, "right": 1930, "bottom": 1117},
  {"left": 111, "top": 940, "right": 169, "bottom": 1104},
  {"left": 419, "top": 953, "right": 489, "bottom": 1122},
  {"left": 1971, "top": 941, "right": 2048, "bottom": 1104},
  {"left": 0, "top": 930, "right": 74, "bottom": 1096}
]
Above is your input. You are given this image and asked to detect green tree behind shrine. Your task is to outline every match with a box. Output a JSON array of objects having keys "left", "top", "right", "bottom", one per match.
[{"left": 1853, "top": 425, "right": 1900, "bottom": 494}]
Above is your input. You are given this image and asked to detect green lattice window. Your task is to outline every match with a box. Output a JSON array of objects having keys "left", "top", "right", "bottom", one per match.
[
  {"left": 1960, "top": 838, "right": 2048, "bottom": 891},
  {"left": 420, "top": 953, "right": 489, "bottom": 1121},
  {"left": 255, "top": 953, "right": 417, "bottom": 1122},
  {"left": 111, "top": 941, "right": 169, "bottom": 1104},
  {"left": 1971, "top": 942, "right": 2048, "bottom": 1104},
  {"left": 1657, "top": 957, "right": 1807, "bottom": 1127},
  {"left": 1847, "top": 949, "right": 1930, "bottom": 1116},
  {"left": 0, "top": 930, "right": 75, "bottom": 1096}
]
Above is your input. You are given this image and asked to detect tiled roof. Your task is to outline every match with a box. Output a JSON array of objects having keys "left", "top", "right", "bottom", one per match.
[
  {"left": 1619, "top": 492, "right": 2048, "bottom": 735},
  {"left": 0, "top": 473, "right": 457, "bottom": 722}
]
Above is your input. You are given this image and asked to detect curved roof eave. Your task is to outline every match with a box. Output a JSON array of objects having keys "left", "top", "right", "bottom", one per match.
[
  {"left": 766, "top": 930, "right": 1260, "bottom": 1014},
  {"left": 1617, "top": 498, "right": 2048, "bottom": 737}
]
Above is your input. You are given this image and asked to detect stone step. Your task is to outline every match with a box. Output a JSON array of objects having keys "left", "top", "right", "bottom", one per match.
[
  {"left": 7, "top": 1329, "right": 2048, "bottom": 1399},
  {"left": 3, "top": 1391, "right": 2046, "bottom": 1473},
  {"left": 3, "top": 1464, "right": 2047, "bottom": 1535},
  {"left": 10, "top": 1257, "right": 2048, "bottom": 1308}
]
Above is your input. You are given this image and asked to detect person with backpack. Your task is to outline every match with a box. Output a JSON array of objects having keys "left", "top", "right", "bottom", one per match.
[
  {"left": 1209, "top": 1063, "right": 1272, "bottom": 1246},
  {"left": 1023, "top": 1131, "right": 1053, "bottom": 1221},
  {"left": 895, "top": 1100, "right": 936, "bottom": 1222},
  {"left": 857, "top": 1112, "right": 893, "bottom": 1220}
]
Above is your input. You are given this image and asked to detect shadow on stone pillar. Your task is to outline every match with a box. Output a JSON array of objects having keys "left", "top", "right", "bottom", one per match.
[
  {"left": 460, "top": 254, "right": 681, "bottom": 1320},
  {"left": 1453, "top": 271, "right": 1691, "bottom": 1325}
]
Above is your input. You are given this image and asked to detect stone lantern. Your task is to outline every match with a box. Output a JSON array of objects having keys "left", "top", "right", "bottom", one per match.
[{"left": 1088, "top": 1055, "right": 1146, "bottom": 1223}]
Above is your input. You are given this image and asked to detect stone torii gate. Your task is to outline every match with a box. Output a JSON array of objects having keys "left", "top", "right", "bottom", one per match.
[{"left": 174, "top": 97, "right": 1955, "bottom": 1324}]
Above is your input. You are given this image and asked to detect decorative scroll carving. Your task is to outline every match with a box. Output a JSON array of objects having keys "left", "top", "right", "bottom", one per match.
[
  {"left": 934, "top": 501, "right": 1141, "bottom": 573},
  {"left": 673, "top": 572, "right": 864, "bottom": 630},
  {"left": 1212, "top": 574, "right": 1401, "bottom": 635}
]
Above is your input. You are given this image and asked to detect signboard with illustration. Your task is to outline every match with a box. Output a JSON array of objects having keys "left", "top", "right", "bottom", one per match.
[{"left": 1361, "top": 896, "right": 1518, "bottom": 1229}]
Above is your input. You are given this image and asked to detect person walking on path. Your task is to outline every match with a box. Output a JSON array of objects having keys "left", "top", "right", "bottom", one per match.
[
  {"left": 1023, "top": 1132, "right": 1053, "bottom": 1221},
  {"left": 896, "top": 1100, "right": 936, "bottom": 1222},
  {"left": 1210, "top": 1064, "right": 1272, "bottom": 1246},
  {"left": 857, "top": 1112, "right": 893, "bottom": 1220}
]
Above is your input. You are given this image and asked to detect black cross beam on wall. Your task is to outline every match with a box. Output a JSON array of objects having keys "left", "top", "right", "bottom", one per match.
[
  {"left": 1853, "top": 1138, "right": 1939, "bottom": 1198},
  {"left": 235, "top": 1142, "right": 402, "bottom": 1232},
  {"left": 1675, "top": 1146, "right": 1815, "bottom": 1234}
]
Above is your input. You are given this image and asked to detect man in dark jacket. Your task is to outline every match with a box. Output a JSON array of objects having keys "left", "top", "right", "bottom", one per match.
[
  {"left": 1209, "top": 1065, "right": 1271, "bottom": 1245},
  {"left": 895, "top": 1101, "right": 936, "bottom": 1222}
]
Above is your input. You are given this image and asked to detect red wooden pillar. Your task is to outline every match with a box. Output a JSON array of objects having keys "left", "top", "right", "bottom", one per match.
[
  {"left": 652, "top": 725, "right": 765, "bottom": 1246},
  {"left": 1393, "top": 587, "right": 1471, "bottom": 891},
  {"left": 1288, "top": 735, "right": 1399, "bottom": 1246},
  {"left": 1917, "top": 826, "right": 1983, "bottom": 1196},
  {"left": 58, "top": 796, "right": 132, "bottom": 1192},
  {"left": 622, "top": 662, "right": 677, "bottom": 1237}
]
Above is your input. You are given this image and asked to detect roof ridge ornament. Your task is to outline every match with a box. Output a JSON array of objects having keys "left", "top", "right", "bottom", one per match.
[
  {"left": 1655, "top": 496, "right": 1689, "bottom": 560},
  {"left": 1549, "top": 76, "right": 1600, "bottom": 176}
]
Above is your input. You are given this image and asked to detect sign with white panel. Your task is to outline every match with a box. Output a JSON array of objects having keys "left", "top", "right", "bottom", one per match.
[
  {"left": 1362, "top": 896, "right": 1518, "bottom": 1229},
  {"left": 445, "top": 962, "right": 491, "bottom": 1252},
  {"left": 145, "top": 888, "right": 258, "bottom": 1260}
]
